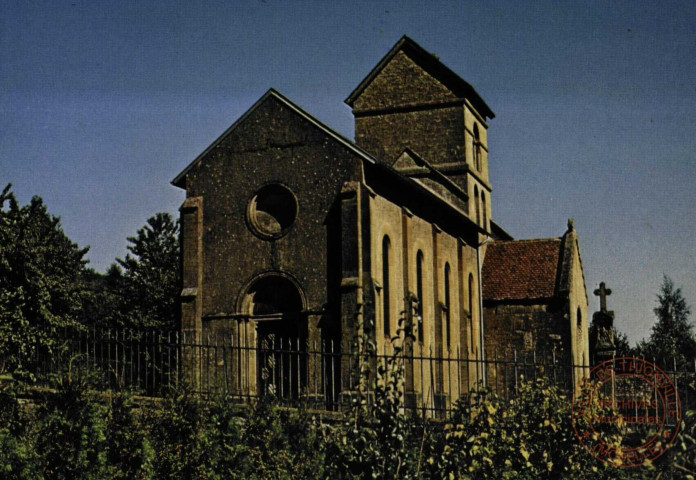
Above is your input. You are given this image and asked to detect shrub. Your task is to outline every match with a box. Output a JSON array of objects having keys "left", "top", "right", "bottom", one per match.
[
  {"left": 0, "top": 383, "right": 40, "bottom": 479},
  {"left": 33, "top": 369, "right": 108, "bottom": 479},
  {"left": 142, "top": 386, "right": 212, "bottom": 480},
  {"left": 321, "top": 311, "right": 426, "bottom": 479},
  {"left": 432, "top": 378, "right": 627, "bottom": 480},
  {"left": 103, "top": 392, "right": 154, "bottom": 479}
]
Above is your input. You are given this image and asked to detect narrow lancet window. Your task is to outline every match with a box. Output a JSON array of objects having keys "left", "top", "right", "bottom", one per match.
[
  {"left": 444, "top": 263, "right": 451, "bottom": 349},
  {"left": 416, "top": 250, "right": 424, "bottom": 343},
  {"left": 382, "top": 235, "right": 391, "bottom": 337},
  {"left": 468, "top": 273, "right": 475, "bottom": 352}
]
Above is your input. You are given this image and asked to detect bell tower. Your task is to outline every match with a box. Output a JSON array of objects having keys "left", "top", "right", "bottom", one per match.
[{"left": 346, "top": 35, "right": 495, "bottom": 231}]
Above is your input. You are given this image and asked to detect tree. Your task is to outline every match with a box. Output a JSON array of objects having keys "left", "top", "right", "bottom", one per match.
[
  {"left": 636, "top": 276, "right": 696, "bottom": 367},
  {"left": 0, "top": 184, "right": 89, "bottom": 373},
  {"left": 115, "top": 213, "right": 180, "bottom": 329},
  {"left": 613, "top": 329, "right": 632, "bottom": 357},
  {"left": 81, "top": 265, "right": 129, "bottom": 328}
]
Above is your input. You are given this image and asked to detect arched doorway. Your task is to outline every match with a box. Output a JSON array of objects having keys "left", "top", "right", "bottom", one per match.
[{"left": 240, "top": 273, "right": 307, "bottom": 399}]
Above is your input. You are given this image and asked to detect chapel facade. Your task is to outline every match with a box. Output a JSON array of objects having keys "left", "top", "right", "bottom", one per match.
[{"left": 172, "top": 36, "right": 589, "bottom": 410}]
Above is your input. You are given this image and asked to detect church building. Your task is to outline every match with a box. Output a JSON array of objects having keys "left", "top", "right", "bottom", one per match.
[{"left": 172, "top": 36, "right": 589, "bottom": 410}]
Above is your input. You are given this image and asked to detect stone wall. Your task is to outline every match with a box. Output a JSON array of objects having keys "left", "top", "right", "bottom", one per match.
[{"left": 483, "top": 301, "right": 574, "bottom": 393}]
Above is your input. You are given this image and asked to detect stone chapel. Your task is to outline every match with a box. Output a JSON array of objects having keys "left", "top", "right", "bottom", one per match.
[{"left": 172, "top": 36, "right": 589, "bottom": 409}]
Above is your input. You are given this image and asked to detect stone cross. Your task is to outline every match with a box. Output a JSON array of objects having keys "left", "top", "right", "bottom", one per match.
[{"left": 593, "top": 282, "right": 612, "bottom": 313}]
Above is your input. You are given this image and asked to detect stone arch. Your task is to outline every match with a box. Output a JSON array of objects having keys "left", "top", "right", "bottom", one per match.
[
  {"left": 238, "top": 271, "right": 308, "bottom": 398},
  {"left": 237, "top": 271, "right": 307, "bottom": 317}
]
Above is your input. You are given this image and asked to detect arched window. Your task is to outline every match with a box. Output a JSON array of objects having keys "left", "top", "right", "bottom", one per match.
[
  {"left": 416, "top": 250, "right": 425, "bottom": 343},
  {"left": 482, "top": 192, "right": 487, "bottom": 230},
  {"left": 577, "top": 307, "right": 582, "bottom": 329},
  {"left": 473, "top": 124, "right": 481, "bottom": 171},
  {"left": 444, "top": 263, "right": 451, "bottom": 349},
  {"left": 474, "top": 186, "right": 480, "bottom": 225},
  {"left": 382, "top": 235, "right": 391, "bottom": 337},
  {"left": 468, "top": 273, "right": 475, "bottom": 352}
]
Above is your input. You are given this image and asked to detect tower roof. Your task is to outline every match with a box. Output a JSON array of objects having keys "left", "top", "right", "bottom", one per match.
[{"left": 345, "top": 35, "right": 495, "bottom": 119}]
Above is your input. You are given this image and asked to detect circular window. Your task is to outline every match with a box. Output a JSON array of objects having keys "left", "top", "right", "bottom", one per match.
[{"left": 247, "top": 184, "right": 298, "bottom": 239}]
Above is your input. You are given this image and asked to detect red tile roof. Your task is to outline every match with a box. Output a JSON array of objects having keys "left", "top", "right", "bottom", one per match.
[{"left": 482, "top": 238, "right": 562, "bottom": 301}]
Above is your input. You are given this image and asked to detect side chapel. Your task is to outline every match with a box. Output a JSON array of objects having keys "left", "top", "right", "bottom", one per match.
[{"left": 172, "top": 36, "right": 590, "bottom": 409}]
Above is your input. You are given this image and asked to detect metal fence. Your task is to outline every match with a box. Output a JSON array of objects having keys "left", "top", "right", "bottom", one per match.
[{"left": 18, "top": 327, "right": 696, "bottom": 418}]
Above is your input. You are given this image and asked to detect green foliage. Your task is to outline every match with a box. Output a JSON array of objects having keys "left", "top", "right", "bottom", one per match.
[
  {"left": 613, "top": 329, "right": 632, "bottom": 357},
  {"left": 228, "top": 398, "right": 325, "bottom": 479},
  {"left": 80, "top": 267, "right": 129, "bottom": 329},
  {"left": 433, "top": 378, "right": 626, "bottom": 480},
  {"left": 0, "top": 383, "right": 40, "bottom": 479},
  {"left": 33, "top": 369, "right": 108, "bottom": 479},
  {"left": 142, "top": 385, "right": 212, "bottom": 479},
  {"left": 112, "top": 213, "right": 180, "bottom": 329},
  {"left": 0, "top": 184, "right": 89, "bottom": 374},
  {"left": 2, "top": 373, "right": 696, "bottom": 478},
  {"left": 670, "top": 410, "right": 696, "bottom": 479},
  {"left": 321, "top": 308, "right": 426, "bottom": 479},
  {"left": 80, "top": 213, "right": 180, "bottom": 330},
  {"left": 636, "top": 276, "right": 696, "bottom": 368},
  {"left": 103, "top": 392, "right": 154, "bottom": 479},
  {"left": 144, "top": 388, "right": 326, "bottom": 480}
]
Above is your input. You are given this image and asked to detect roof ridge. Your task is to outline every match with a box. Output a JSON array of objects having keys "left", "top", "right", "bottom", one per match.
[{"left": 492, "top": 237, "right": 562, "bottom": 244}]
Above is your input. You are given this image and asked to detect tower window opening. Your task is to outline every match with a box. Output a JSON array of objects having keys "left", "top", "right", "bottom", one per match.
[{"left": 474, "top": 124, "right": 482, "bottom": 171}]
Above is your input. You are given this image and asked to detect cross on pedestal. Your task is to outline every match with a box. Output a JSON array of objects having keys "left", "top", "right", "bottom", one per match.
[{"left": 594, "top": 282, "right": 612, "bottom": 313}]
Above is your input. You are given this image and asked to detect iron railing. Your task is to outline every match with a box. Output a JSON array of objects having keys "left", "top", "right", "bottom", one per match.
[{"left": 11, "top": 327, "right": 696, "bottom": 419}]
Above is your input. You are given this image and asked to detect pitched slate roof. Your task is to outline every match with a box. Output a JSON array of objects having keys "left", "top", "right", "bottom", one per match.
[{"left": 482, "top": 238, "right": 563, "bottom": 302}]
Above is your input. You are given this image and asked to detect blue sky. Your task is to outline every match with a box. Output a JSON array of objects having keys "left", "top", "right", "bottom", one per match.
[{"left": 2, "top": 0, "right": 695, "bottom": 345}]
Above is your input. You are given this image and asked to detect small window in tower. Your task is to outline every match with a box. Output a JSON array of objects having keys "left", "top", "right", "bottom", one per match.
[
  {"left": 482, "top": 192, "right": 487, "bottom": 230},
  {"left": 474, "top": 186, "right": 480, "bottom": 225},
  {"left": 247, "top": 184, "right": 298, "bottom": 239},
  {"left": 473, "top": 124, "right": 482, "bottom": 171},
  {"left": 577, "top": 307, "right": 582, "bottom": 329}
]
